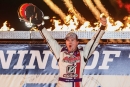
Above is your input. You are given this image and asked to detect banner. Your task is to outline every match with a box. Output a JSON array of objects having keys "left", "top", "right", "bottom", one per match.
[{"left": 0, "top": 44, "right": 130, "bottom": 87}]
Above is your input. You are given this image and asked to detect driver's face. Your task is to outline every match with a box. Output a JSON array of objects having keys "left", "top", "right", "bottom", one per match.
[{"left": 65, "top": 37, "right": 79, "bottom": 52}]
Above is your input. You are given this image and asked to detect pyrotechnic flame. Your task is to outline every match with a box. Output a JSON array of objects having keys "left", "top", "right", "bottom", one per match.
[
  {"left": 94, "top": 0, "right": 109, "bottom": 17},
  {"left": 0, "top": 21, "right": 15, "bottom": 31},
  {"left": 83, "top": 0, "right": 100, "bottom": 20},
  {"left": 63, "top": 0, "right": 86, "bottom": 24},
  {"left": 50, "top": 14, "right": 130, "bottom": 31},
  {"left": 43, "top": 0, "right": 66, "bottom": 22},
  {"left": 42, "top": 0, "right": 130, "bottom": 31}
]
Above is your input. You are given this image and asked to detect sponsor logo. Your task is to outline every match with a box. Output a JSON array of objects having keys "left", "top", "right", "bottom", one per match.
[
  {"left": 63, "top": 56, "right": 80, "bottom": 64},
  {"left": 63, "top": 65, "right": 78, "bottom": 78},
  {"left": 67, "top": 65, "right": 76, "bottom": 73},
  {"left": 63, "top": 73, "right": 78, "bottom": 78}
]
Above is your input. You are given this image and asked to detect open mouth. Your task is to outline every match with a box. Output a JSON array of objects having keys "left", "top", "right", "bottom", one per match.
[{"left": 69, "top": 45, "right": 72, "bottom": 48}]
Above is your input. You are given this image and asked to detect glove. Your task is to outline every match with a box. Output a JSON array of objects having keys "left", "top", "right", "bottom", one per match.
[
  {"left": 100, "top": 25, "right": 106, "bottom": 30},
  {"left": 37, "top": 24, "right": 44, "bottom": 30}
]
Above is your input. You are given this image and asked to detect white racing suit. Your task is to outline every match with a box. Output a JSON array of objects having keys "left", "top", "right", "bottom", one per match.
[{"left": 41, "top": 27, "right": 105, "bottom": 87}]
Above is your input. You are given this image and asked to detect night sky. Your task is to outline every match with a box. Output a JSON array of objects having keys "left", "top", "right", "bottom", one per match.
[{"left": 0, "top": 0, "right": 129, "bottom": 31}]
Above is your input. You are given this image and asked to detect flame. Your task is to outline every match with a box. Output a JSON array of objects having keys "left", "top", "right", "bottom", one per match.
[
  {"left": 1, "top": 15, "right": 130, "bottom": 32},
  {"left": 0, "top": 21, "right": 15, "bottom": 31},
  {"left": 50, "top": 14, "right": 130, "bottom": 31}
]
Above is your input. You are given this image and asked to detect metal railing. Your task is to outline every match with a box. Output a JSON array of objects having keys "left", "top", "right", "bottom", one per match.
[{"left": 0, "top": 31, "right": 130, "bottom": 44}]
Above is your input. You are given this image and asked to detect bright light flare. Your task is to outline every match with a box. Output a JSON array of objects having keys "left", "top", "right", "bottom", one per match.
[{"left": 43, "top": 16, "right": 50, "bottom": 20}]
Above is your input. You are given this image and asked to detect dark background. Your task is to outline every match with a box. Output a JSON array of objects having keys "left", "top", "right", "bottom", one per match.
[{"left": 0, "top": 0, "right": 129, "bottom": 31}]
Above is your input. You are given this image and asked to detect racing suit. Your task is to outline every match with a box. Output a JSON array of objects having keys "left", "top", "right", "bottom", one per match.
[{"left": 41, "top": 26, "right": 105, "bottom": 87}]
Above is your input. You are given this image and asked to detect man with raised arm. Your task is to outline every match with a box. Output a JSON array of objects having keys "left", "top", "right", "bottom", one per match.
[
  {"left": 18, "top": 3, "right": 107, "bottom": 87},
  {"left": 40, "top": 16, "right": 107, "bottom": 87}
]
